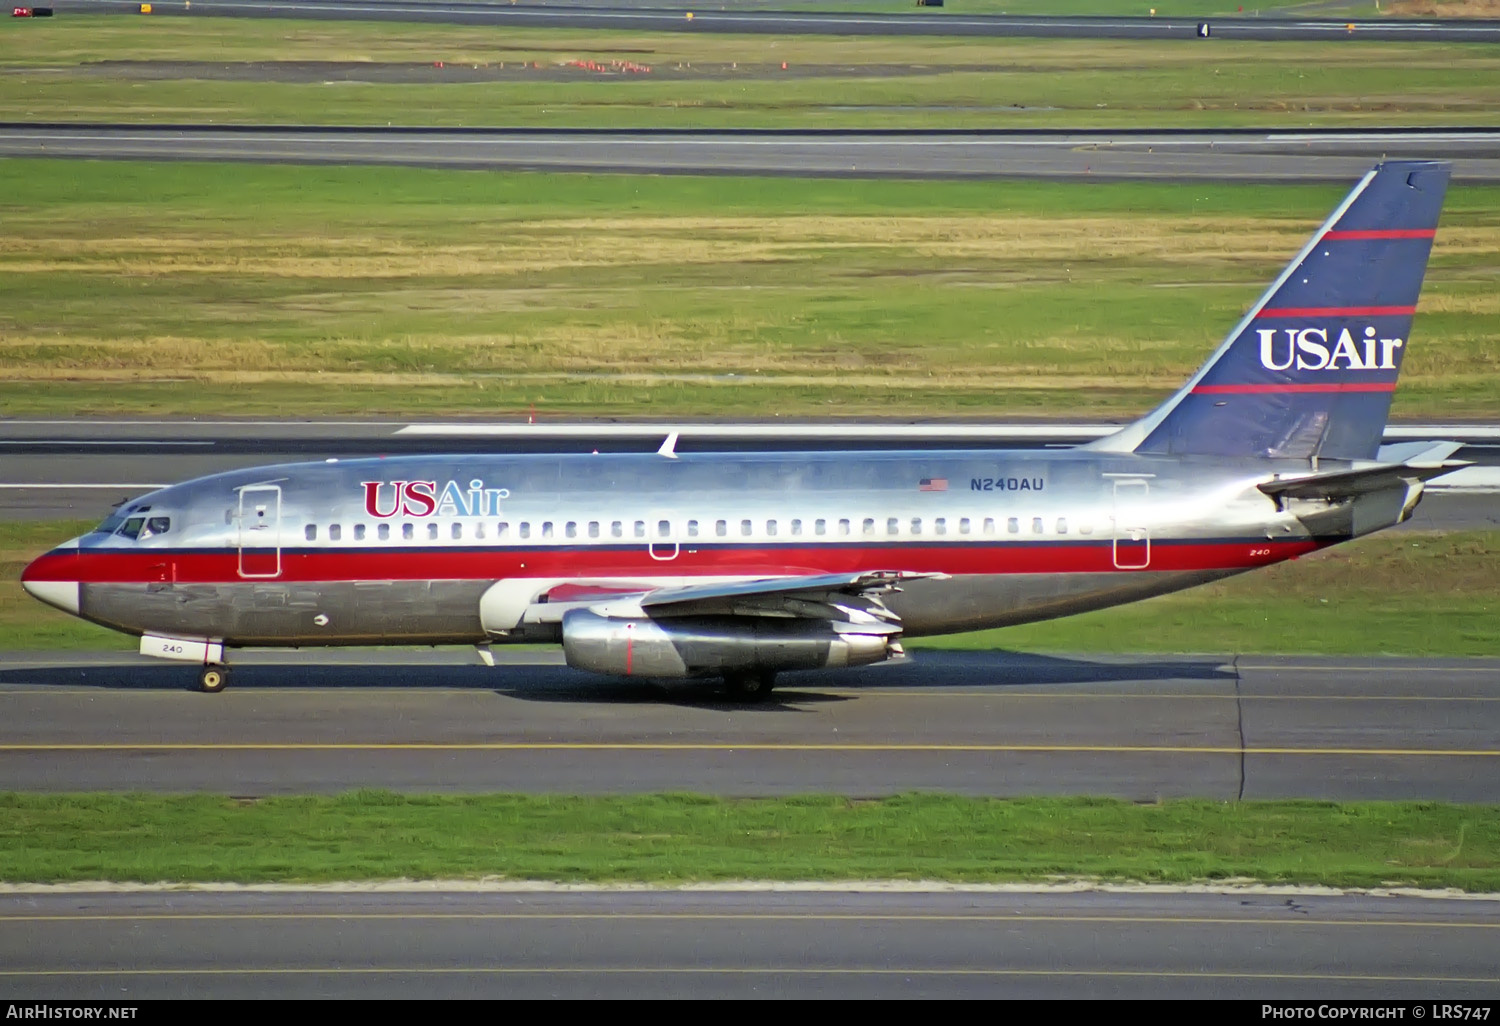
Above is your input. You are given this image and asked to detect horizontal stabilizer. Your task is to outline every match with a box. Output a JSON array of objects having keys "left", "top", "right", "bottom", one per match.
[{"left": 1259, "top": 444, "right": 1469, "bottom": 502}]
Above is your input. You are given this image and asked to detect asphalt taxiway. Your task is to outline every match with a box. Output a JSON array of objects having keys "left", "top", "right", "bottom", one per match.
[
  {"left": 1, "top": 650, "right": 1495, "bottom": 802},
  {"left": 7, "top": 125, "right": 1500, "bottom": 182},
  {"left": 4, "top": 888, "right": 1497, "bottom": 999}
]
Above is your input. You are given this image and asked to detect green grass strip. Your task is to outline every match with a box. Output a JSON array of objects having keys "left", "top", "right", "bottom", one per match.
[
  {"left": 4, "top": 12, "right": 1474, "bottom": 129},
  {"left": 1, "top": 792, "right": 1495, "bottom": 890}
]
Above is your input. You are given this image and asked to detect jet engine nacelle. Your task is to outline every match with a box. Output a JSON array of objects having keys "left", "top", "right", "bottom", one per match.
[{"left": 560, "top": 609, "right": 896, "bottom": 678}]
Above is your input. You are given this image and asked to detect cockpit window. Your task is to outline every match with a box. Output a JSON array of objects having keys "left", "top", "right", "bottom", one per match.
[
  {"left": 117, "top": 517, "right": 147, "bottom": 540},
  {"left": 97, "top": 504, "right": 154, "bottom": 537},
  {"left": 143, "top": 517, "right": 171, "bottom": 538}
]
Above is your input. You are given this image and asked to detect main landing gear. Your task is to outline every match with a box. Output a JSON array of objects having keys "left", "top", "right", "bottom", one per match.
[
  {"left": 724, "top": 669, "right": 776, "bottom": 703},
  {"left": 198, "top": 665, "right": 230, "bottom": 693}
]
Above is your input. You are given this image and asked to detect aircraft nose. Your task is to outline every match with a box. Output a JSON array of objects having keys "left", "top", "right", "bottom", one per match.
[{"left": 21, "top": 543, "right": 81, "bottom": 616}]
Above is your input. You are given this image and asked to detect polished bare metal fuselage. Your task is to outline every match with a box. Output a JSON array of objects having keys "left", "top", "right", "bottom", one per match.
[{"left": 52, "top": 446, "right": 1381, "bottom": 649}]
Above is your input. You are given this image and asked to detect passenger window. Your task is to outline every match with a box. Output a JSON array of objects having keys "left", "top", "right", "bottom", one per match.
[
  {"left": 378, "top": 523, "right": 390, "bottom": 541},
  {"left": 1007, "top": 518, "right": 1019, "bottom": 535},
  {"left": 1056, "top": 518, "right": 1068, "bottom": 534},
  {"left": 354, "top": 524, "right": 366, "bottom": 541},
  {"left": 588, "top": 521, "right": 600, "bottom": 539},
  {"left": 426, "top": 523, "right": 438, "bottom": 541},
  {"left": 305, "top": 524, "right": 317, "bottom": 542},
  {"left": 497, "top": 522, "right": 509, "bottom": 539},
  {"left": 634, "top": 521, "right": 646, "bottom": 539},
  {"left": 715, "top": 520, "right": 727, "bottom": 537},
  {"left": 791, "top": 519, "right": 802, "bottom": 536},
  {"left": 565, "top": 522, "right": 577, "bottom": 539},
  {"left": 959, "top": 517, "right": 970, "bottom": 535},
  {"left": 815, "top": 519, "right": 827, "bottom": 536},
  {"left": 861, "top": 518, "right": 875, "bottom": 536},
  {"left": 886, "top": 517, "right": 899, "bottom": 535},
  {"left": 403, "top": 523, "right": 414, "bottom": 541},
  {"left": 518, "top": 522, "right": 530, "bottom": 539},
  {"left": 767, "top": 520, "right": 778, "bottom": 537},
  {"left": 542, "top": 522, "right": 554, "bottom": 539},
  {"left": 474, "top": 522, "right": 486, "bottom": 540},
  {"left": 740, "top": 519, "right": 753, "bottom": 537},
  {"left": 686, "top": 520, "right": 699, "bottom": 538},
  {"left": 657, "top": 520, "right": 670, "bottom": 538},
  {"left": 612, "top": 521, "right": 623, "bottom": 538},
  {"left": 1080, "top": 522, "right": 1093, "bottom": 536},
  {"left": 910, "top": 517, "right": 922, "bottom": 535},
  {"left": 840, "top": 519, "right": 852, "bottom": 537},
  {"left": 330, "top": 524, "right": 342, "bottom": 541},
  {"left": 1032, "top": 517, "right": 1044, "bottom": 534},
  {"left": 983, "top": 517, "right": 996, "bottom": 535},
  {"left": 452, "top": 523, "right": 463, "bottom": 540}
]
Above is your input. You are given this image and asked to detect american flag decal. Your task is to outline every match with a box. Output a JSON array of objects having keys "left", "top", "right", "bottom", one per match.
[{"left": 918, "top": 478, "right": 948, "bottom": 492}]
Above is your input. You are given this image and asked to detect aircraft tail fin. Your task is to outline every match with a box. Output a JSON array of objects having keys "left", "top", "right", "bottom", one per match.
[{"left": 1086, "top": 161, "right": 1450, "bottom": 462}]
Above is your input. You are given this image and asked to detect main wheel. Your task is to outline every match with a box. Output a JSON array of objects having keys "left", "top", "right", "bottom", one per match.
[
  {"left": 724, "top": 670, "right": 776, "bottom": 702},
  {"left": 198, "top": 666, "right": 229, "bottom": 693}
]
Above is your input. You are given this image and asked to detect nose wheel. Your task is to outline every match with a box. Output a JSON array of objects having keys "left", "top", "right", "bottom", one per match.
[{"left": 198, "top": 666, "right": 229, "bottom": 693}]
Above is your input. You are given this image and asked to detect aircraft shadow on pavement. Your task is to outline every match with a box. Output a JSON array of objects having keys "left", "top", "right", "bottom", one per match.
[{"left": 0, "top": 649, "right": 1235, "bottom": 705}]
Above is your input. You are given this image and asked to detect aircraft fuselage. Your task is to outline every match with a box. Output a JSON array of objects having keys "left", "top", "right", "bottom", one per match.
[{"left": 23, "top": 447, "right": 1373, "bottom": 649}]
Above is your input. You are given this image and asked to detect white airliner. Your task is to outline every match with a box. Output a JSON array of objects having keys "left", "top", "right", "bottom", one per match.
[{"left": 23, "top": 161, "right": 1465, "bottom": 699}]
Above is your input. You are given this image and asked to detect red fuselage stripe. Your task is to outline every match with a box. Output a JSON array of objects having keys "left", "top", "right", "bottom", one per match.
[
  {"left": 1322, "top": 229, "right": 1436, "bottom": 240},
  {"left": 1255, "top": 305, "right": 1415, "bottom": 318},
  {"left": 1192, "top": 382, "right": 1396, "bottom": 394},
  {"left": 25, "top": 539, "right": 1322, "bottom": 585}
]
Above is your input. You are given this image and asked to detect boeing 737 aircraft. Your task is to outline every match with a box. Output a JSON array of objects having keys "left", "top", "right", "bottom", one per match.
[{"left": 23, "top": 161, "right": 1467, "bottom": 699}]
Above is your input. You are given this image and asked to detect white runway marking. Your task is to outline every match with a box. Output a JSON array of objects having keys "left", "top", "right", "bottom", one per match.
[{"left": 0, "top": 483, "right": 167, "bottom": 490}]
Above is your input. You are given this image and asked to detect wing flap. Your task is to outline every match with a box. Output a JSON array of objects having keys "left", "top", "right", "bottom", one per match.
[
  {"left": 581, "top": 570, "right": 947, "bottom": 625},
  {"left": 639, "top": 570, "right": 944, "bottom": 612}
]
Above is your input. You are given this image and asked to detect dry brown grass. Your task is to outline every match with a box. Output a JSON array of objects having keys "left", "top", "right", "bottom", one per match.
[
  {"left": 1416, "top": 292, "right": 1500, "bottom": 316},
  {"left": 3, "top": 196, "right": 1492, "bottom": 412},
  {"left": 0, "top": 315, "right": 1198, "bottom": 390},
  {"left": 5, "top": 215, "right": 1420, "bottom": 278}
]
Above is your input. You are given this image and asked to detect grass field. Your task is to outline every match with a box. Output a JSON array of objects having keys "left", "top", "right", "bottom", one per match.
[
  {"left": 2, "top": 18, "right": 1495, "bottom": 128},
  {"left": 2, "top": 792, "right": 1496, "bottom": 889},
  {"left": 6, "top": 520, "right": 1498, "bottom": 656},
  {"left": 2, "top": 159, "right": 1498, "bottom": 420}
]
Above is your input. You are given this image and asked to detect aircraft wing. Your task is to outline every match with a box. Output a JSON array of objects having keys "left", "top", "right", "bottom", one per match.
[{"left": 576, "top": 570, "right": 947, "bottom": 629}]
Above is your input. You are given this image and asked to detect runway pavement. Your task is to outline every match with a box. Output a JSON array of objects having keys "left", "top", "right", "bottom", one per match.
[
  {"left": 1, "top": 650, "right": 1495, "bottom": 801},
  {"left": 39, "top": 0, "right": 1500, "bottom": 44},
  {"left": 8, "top": 125, "right": 1500, "bottom": 181},
  {"left": 4, "top": 888, "right": 1498, "bottom": 999}
]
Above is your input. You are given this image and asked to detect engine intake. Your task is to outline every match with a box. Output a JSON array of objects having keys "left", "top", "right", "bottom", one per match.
[{"left": 561, "top": 609, "right": 896, "bottom": 678}]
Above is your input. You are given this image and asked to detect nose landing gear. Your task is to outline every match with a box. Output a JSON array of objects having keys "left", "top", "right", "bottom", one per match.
[{"left": 198, "top": 666, "right": 229, "bottom": 693}]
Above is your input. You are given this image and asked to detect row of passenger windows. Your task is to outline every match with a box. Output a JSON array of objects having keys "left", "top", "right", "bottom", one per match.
[{"left": 303, "top": 516, "right": 1090, "bottom": 542}]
